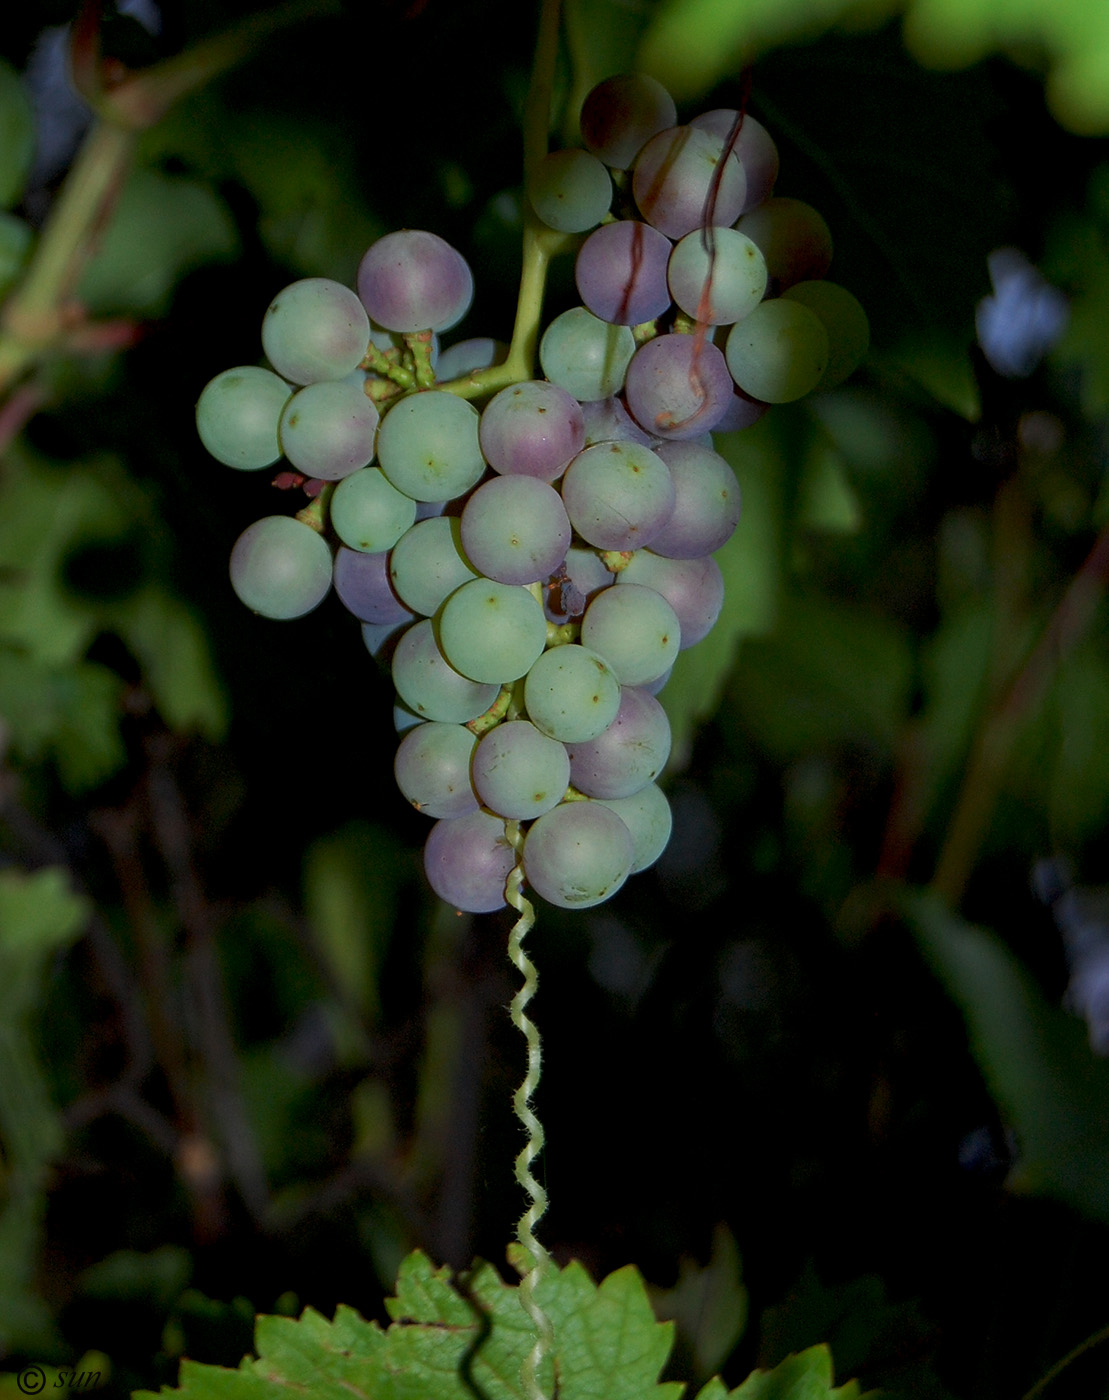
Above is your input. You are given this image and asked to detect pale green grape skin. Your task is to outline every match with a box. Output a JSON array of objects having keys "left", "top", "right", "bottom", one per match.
[
  {"left": 330, "top": 467, "right": 416, "bottom": 553},
  {"left": 391, "top": 619, "right": 500, "bottom": 722},
  {"left": 523, "top": 644, "right": 621, "bottom": 743},
  {"left": 539, "top": 308, "right": 636, "bottom": 402},
  {"left": 278, "top": 379, "right": 379, "bottom": 480},
  {"left": 581, "top": 583, "right": 681, "bottom": 686},
  {"left": 261, "top": 277, "right": 370, "bottom": 384},
  {"left": 724, "top": 298, "right": 829, "bottom": 404},
  {"left": 197, "top": 367, "right": 291, "bottom": 470},
  {"left": 389, "top": 517, "right": 479, "bottom": 617},
  {"left": 527, "top": 149, "right": 613, "bottom": 233},
  {"left": 437, "top": 580, "right": 548, "bottom": 684},
  {"left": 595, "top": 783, "right": 672, "bottom": 872},
  {"left": 522, "top": 801, "right": 634, "bottom": 909},
  {"left": 376, "top": 391, "right": 485, "bottom": 502},
  {"left": 471, "top": 720, "right": 571, "bottom": 820},
  {"left": 229, "top": 515, "right": 332, "bottom": 619}
]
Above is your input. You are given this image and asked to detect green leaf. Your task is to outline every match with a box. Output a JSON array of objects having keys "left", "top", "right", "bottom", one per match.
[
  {"left": 796, "top": 444, "right": 862, "bottom": 535},
  {"left": 79, "top": 166, "right": 238, "bottom": 317},
  {"left": 141, "top": 1251, "right": 684, "bottom": 1400},
  {"left": 120, "top": 587, "right": 228, "bottom": 741},
  {"left": 728, "top": 589, "right": 914, "bottom": 762},
  {"left": 907, "top": 892, "right": 1109, "bottom": 1225},
  {"left": 637, "top": 0, "right": 1109, "bottom": 135},
  {"left": 0, "top": 650, "right": 126, "bottom": 791},
  {"left": 0, "top": 867, "right": 88, "bottom": 970},
  {"left": 303, "top": 823, "right": 410, "bottom": 1040},
  {"left": 727, "top": 1344, "right": 862, "bottom": 1398},
  {"left": 562, "top": 0, "right": 657, "bottom": 143},
  {"left": 0, "top": 58, "right": 34, "bottom": 209},
  {"left": 1043, "top": 174, "right": 1109, "bottom": 417},
  {"left": 0, "top": 211, "right": 32, "bottom": 299},
  {"left": 651, "top": 1225, "right": 748, "bottom": 1382}
]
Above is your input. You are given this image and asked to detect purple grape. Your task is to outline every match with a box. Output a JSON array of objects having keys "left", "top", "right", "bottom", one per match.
[
  {"left": 579, "top": 74, "right": 677, "bottom": 171},
  {"left": 394, "top": 722, "right": 479, "bottom": 819},
  {"left": 566, "top": 686, "right": 672, "bottom": 798},
  {"left": 423, "top": 809, "right": 516, "bottom": 913},
  {"left": 460, "top": 475, "right": 571, "bottom": 586},
  {"left": 544, "top": 546, "right": 614, "bottom": 625},
  {"left": 649, "top": 441, "right": 742, "bottom": 558},
  {"left": 580, "top": 395, "right": 657, "bottom": 448},
  {"left": 736, "top": 198, "right": 833, "bottom": 291},
  {"left": 479, "top": 380, "right": 585, "bottom": 481},
  {"left": 560, "top": 441, "right": 676, "bottom": 551},
  {"left": 333, "top": 545, "right": 416, "bottom": 624},
  {"left": 624, "top": 333, "right": 734, "bottom": 440},
  {"left": 689, "top": 110, "right": 779, "bottom": 212},
  {"left": 713, "top": 386, "right": 769, "bottom": 432},
  {"left": 357, "top": 230, "right": 474, "bottom": 334},
  {"left": 575, "top": 221, "right": 673, "bottom": 327},
  {"left": 632, "top": 126, "right": 746, "bottom": 239}
]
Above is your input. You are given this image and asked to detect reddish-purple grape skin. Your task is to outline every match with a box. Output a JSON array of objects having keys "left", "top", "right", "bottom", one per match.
[
  {"left": 580, "top": 395, "right": 657, "bottom": 448},
  {"left": 579, "top": 73, "right": 677, "bottom": 171},
  {"left": 736, "top": 198, "right": 833, "bottom": 290},
  {"left": 357, "top": 230, "right": 474, "bottom": 333},
  {"left": 633, "top": 126, "right": 747, "bottom": 239},
  {"left": 624, "top": 334, "right": 735, "bottom": 441},
  {"left": 649, "top": 441, "right": 742, "bottom": 558},
  {"left": 619, "top": 551, "right": 725, "bottom": 647},
  {"left": 423, "top": 809, "right": 516, "bottom": 913},
  {"left": 460, "top": 476, "right": 572, "bottom": 586},
  {"left": 479, "top": 380, "right": 585, "bottom": 481},
  {"left": 394, "top": 722, "right": 479, "bottom": 819},
  {"left": 574, "top": 222, "right": 673, "bottom": 327},
  {"left": 333, "top": 546, "right": 416, "bottom": 625},
  {"left": 566, "top": 686, "right": 672, "bottom": 798},
  {"left": 713, "top": 386, "right": 769, "bottom": 432},
  {"left": 560, "top": 441, "right": 676, "bottom": 551},
  {"left": 545, "top": 546, "right": 615, "bottom": 625},
  {"left": 689, "top": 110, "right": 779, "bottom": 212}
]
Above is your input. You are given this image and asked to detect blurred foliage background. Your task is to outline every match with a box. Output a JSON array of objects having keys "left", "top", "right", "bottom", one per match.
[{"left": 2, "top": 0, "right": 1109, "bottom": 1397}]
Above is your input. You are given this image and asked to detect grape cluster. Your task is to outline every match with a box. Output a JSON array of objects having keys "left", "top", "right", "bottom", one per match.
[{"left": 195, "top": 72, "right": 867, "bottom": 915}]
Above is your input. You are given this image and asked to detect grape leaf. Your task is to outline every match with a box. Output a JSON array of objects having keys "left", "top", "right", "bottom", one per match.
[
  {"left": 0, "top": 58, "right": 34, "bottom": 210},
  {"left": 637, "top": 0, "right": 1109, "bottom": 135},
  {"left": 690, "top": 1345, "right": 865, "bottom": 1398},
  {"left": 139, "top": 1251, "right": 683, "bottom": 1400},
  {"left": 907, "top": 892, "right": 1109, "bottom": 1225}
]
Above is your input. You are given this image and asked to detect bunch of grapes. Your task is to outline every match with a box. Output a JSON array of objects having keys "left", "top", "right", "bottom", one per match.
[{"left": 195, "top": 72, "right": 867, "bottom": 915}]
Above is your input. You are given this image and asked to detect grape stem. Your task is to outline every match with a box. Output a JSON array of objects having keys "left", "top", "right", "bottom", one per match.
[{"left": 437, "top": 0, "right": 573, "bottom": 404}]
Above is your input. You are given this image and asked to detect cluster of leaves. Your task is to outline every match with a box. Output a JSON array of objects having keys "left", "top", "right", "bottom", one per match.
[{"left": 139, "top": 1250, "right": 863, "bottom": 1400}]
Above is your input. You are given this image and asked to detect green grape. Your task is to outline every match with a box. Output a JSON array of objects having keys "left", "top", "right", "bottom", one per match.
[
  {"left": 436, "top": 580, "right": 547, "bottom": 684},
  {"left": 580, "top": 583, "right": 681, "bottom": 686},
  {"left": 261, "top": 277, "right": 370, "bottom": 384},
  {"left": 330, "top": 467, "right": 416, "bottom": 553},
  {"left": 527, "top": 149, "right": 613, "bottom": 233},
  {"left": 523, "top": 644, "right": 621, "bottom": 743},
  {"left": 278, "top": 380, "right": 379, "bottom": 480},
  {"left": 197, "top": 366, "right": 291, "bottom": 470},
  {"left": 522, "top": 801, "right": 634, "bottom": 909},
  {"left": 539, "top": 307, "right": 636, "bottom": 402},
  {"left": 724, "top": 298, "right": 829, "bottom": 403},
  {"left": 389, "top": 517, "right": 480, "bottom": 616},
  {"left": 595, "top": 783, "right": 672, "bottom": 872},
  {"left": 229, "top": 515, "right": 332, "bottom": 619},
  {"left": 376, "top": 391, "right": 485, "bottom": 502},
  {"left": 782, "top": 280, "right": 870, "bottom": 389}
]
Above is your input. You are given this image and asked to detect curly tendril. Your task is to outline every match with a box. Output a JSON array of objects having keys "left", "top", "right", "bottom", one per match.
[{"left": 504, "top": 820, "right": 554, "bottom": 1400}]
